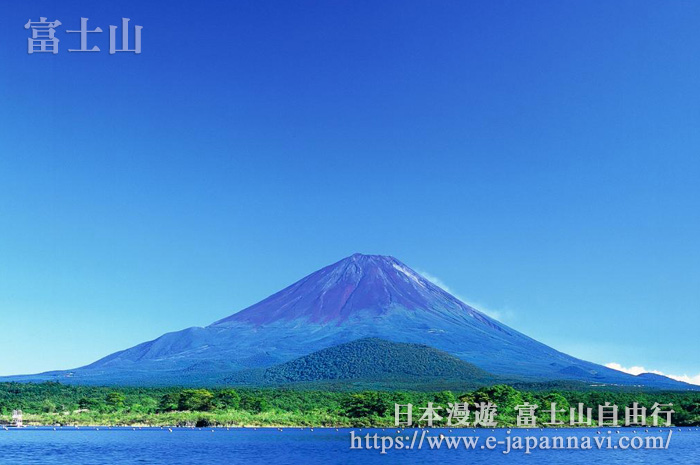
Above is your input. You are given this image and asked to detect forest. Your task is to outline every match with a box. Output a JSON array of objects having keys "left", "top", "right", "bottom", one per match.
[{"left": 1, "top": 382, "right": 699, "bottom": 427}]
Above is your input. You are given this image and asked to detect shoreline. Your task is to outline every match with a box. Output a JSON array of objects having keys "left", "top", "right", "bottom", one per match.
[{"left": 5, "top": 423, "right": 691, "bottom": 430}]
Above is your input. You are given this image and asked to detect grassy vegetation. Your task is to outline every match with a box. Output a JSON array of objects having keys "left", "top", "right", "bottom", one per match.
[{"left": 1, "top": 382, "right": 699, "bottom": 427}]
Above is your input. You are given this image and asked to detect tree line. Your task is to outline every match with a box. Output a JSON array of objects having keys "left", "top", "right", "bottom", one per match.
[{"left": 1, "top": 382, "right": 698, "bottom": 427}]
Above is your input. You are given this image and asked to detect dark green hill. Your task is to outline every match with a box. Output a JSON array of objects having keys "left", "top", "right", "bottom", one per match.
[{"left": 259, "top": 338, "right": 494, "bottom": 384}]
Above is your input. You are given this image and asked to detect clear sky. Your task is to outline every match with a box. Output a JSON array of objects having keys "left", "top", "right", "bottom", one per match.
[{"left": 1, "top": 1, "right": 698, "bottom": 382}]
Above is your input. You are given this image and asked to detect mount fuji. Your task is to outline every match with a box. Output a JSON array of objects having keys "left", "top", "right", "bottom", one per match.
[{"left": 4, "top": 254, "right": 691, "bottom": 389}]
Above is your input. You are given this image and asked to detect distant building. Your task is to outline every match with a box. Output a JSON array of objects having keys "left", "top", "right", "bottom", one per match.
[{"left": 11, "top": 410, "right": 23, "bottom": 427}]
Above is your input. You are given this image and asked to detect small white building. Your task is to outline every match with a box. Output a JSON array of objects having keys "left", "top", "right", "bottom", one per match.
[{"left": 11, "top": 410, "right": 23, "bottom": 427}]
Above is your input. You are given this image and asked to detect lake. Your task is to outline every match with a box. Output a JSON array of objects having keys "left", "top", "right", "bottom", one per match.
[{"left": 1, "top": 427, "right": 698, "bottom": 464}]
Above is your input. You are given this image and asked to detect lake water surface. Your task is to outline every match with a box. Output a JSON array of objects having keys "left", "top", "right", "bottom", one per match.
[{"left": 1, "top": 427, "right": 698, "bottom": 464}]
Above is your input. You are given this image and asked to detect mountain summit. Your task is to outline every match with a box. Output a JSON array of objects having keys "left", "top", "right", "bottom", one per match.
[
  {"left": 212, "top": 253, "right": 496, "bottom": 327},
  {"left": 5, "top": 254, "right": 691, "bottom": 388}
]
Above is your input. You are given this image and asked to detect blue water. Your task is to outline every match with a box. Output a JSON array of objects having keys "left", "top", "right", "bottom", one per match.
[{"left": 0, "top": 427, "right": 697, "bottom": 464}]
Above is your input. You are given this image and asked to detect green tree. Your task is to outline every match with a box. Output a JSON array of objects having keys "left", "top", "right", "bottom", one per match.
[
  {"left": 240, "top": 394, "right": 270, "bottom": 413},
  {"left": 41, "top": 399, "right": 56, "bottom": 413},
  {"left": 433, "top": 391, "right": 457, "bottom": 407},
  {"left": 135, "top": 396, "right": 159, "bottom": 414},
  {"left": 78, "top": 397, "right": 104, "bottom": 412},
  {"left": 542, "top": 392, "right": 570, "bottom": 411},
  {"left": 158, "top": 392, "right": 181, "bottom": 412},
  {"left": 390, "top": 391, "right": 412, "bottom": 406},
  {"left": 342, "top": 392, "right": 390, "bottom": 418},
  {"left": 216, "top": 389, "right": 241, "bottom": 410},
  {"left": 473, "top": 385, "right": 524, "bottom": 412},
  {"left": 178, "top": 389, "right": 214, "bottom": 412},
  {"left": 105, "top": 392, "right": 126, "bottom": 411}
]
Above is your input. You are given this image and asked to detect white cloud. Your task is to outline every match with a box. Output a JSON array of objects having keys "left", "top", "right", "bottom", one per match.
[
  {"left": 605, "top": 362, "right": 700, "bottom": 386},
  {"left": 419, "top": 271, "right": 453, "bottom": 293},
  {"left": 417, "top": 270, "right": 515, "bottom": 323}
]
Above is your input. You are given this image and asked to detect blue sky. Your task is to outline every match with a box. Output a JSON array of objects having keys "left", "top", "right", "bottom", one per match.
[{"left": 1, "top": 1, "right": 698, "bottom": 381}]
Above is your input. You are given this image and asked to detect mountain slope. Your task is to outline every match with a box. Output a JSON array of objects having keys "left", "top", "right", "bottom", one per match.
[
  {"left": 3, "top": 253, "right": 693, "bottom": 389},
  {"left": 259, "top": 337, "right": 493, "bottom": 383}
]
